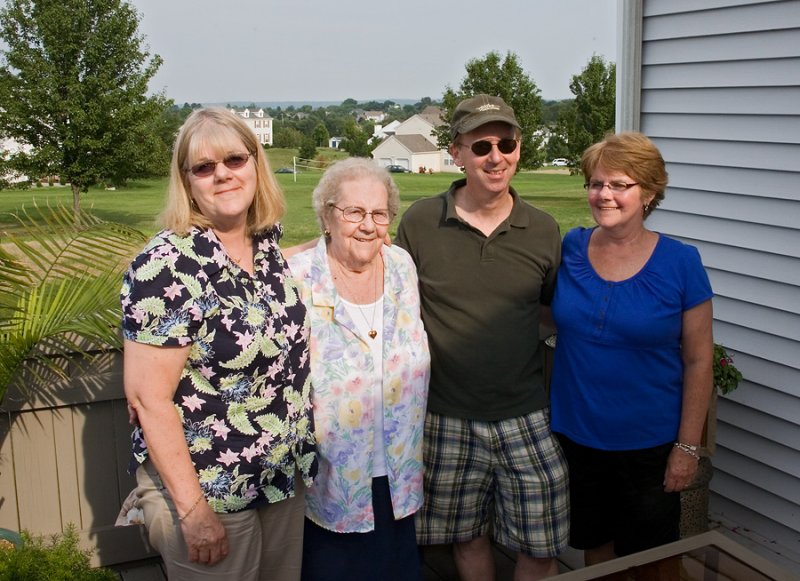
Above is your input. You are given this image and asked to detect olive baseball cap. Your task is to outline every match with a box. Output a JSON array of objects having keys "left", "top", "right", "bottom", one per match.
[{"left": 449, "top": 94, "right": 521, "bottom": 139}]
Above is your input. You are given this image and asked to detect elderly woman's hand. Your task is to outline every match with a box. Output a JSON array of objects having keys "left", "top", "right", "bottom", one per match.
[{"left": 179, "top": 499, "right": 229, "bottom": 566}]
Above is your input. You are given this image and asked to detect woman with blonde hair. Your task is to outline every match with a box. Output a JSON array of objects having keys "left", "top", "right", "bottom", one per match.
[{"left": 121, "top": 108, "right": 317, "bottom": 581}]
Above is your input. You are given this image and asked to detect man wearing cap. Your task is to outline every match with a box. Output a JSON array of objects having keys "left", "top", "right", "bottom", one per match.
[{"left": 394, "top": 94, "right": 569, "bottom": 580}]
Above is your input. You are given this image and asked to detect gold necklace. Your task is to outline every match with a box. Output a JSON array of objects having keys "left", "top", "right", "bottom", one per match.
[
  {"left": 229, "top": 239, "right": 249, "bottom": 266},
  {"left": 334, "top": 257, "right": 381, "bottom": 339},
  {"left": 215, "top": 229, "right": 249, "bottom": 266}
]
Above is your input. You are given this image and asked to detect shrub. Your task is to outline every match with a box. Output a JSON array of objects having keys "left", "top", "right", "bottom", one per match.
[{"left": 0, "top": 524, "right": 116, "bottom": 580}]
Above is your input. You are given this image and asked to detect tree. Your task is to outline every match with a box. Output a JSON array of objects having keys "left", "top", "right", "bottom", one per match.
[
  {"left": 297, "top": 137, "right": 317, "bottom": 161},
  {"left": 339, "top": 120, "right": 372, "bottom": 158},
  {"left": 557, "top": 55, "right": 616, "bottom": 165},
  {"left": 312, "top": 122, "right": 330, "bottom": 148},
  {"left": 544, "top": 133, "right": 571, "bottom": 162},
  {"left": 437, "top": 51, "right": 545, "bottom": 168},
  {"left": 273, "top": 126, "right": 305, "bottom": 149},
  {"left": 0, "top": 0, "right": 168, "bottom": 213}
]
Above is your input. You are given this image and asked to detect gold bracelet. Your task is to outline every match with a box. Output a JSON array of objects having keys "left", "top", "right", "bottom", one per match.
[
  {"left": 674, "top": 441, "right": 700, "bottom": 460},
  {"left": 178, "top": 492, "right": 205, "bottom": 521}
]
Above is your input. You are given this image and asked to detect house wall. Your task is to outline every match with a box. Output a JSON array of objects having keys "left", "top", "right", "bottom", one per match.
[
  {"left": 395, "top": 115, "right": 437, "bottom": 142},
  {"left": 618, "top": 0, "right": 800, "bottom": 568},
  {"left": 412, "top": 152, "right": 444, "bottom": 173},
  {"left": 372, "top": 138, "right": 412, "bottom": 169},
  {"left": 230, "top": 108, "right": 273, "bottom": 146}
]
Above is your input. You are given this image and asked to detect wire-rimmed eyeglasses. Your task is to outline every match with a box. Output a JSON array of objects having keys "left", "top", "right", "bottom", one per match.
[
  {"left": 331, "top": 205, "right": 393, "bottom": 226},
  {"left": 185, "top": 152, "right": 253, "bottom": 178},
  {"left": 583, "top": 181, "right": 640, "bottom": 194}
]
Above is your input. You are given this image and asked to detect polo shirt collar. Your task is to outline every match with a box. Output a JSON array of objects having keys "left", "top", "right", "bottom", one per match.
[{"left": 443, "top": 178, "right": 531, "bottom": 229}]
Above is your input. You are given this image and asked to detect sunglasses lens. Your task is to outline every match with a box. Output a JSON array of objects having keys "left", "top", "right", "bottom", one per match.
[
  {"left": 188, "top": 153, "right": 250, "bottom": 177},
  {"left": 224, "top": 153, "right": 250, "bottom": 169},
  {"left": 497, "top": 139, "right": 518, "bottom": 154},
  {"left": 470, "top": 141, "right": 492, "bottom": 156},
  {"left": 190, "top": 161, "right": 216, "bottom": 177}
]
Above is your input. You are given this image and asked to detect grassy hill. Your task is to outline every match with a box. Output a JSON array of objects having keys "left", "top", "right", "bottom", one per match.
[{"left": 0, "top": 152, "right": 591, "bottom": 248}]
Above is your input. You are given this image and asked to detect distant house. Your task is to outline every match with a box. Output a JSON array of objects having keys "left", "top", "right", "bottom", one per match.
[
  {"left": 371, "top": 120, "right": 402, "bottom": 143},
  {"left": 328, "top": 136, "right": 343, "bottom": 149},
  {"left": 363, "top": 110, "right": 386, "bottom": 123},
  {"left": 1, "top": 137, "right": 31, "bottom": 184},
  {"left": 371, "top": 106, "right": 458, "bottom": 173},
  {"left": 618, "top": 0, "right": 800, "bottom": 573},
  {"left": 229, "top": 107, "right": 273, "bottom": 146}
]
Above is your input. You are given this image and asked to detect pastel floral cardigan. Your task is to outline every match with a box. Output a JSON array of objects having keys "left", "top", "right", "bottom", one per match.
[{"left": 288, "top": 239, "right": 430, "bottom": 532}]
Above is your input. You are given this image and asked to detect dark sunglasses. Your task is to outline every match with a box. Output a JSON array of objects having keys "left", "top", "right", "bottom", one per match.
[
  {"left": 186, "top": 152, "right": 253, "bottom": 178},
  {"left": 463, "top": 138, "right": 519, "bottom": 156}
]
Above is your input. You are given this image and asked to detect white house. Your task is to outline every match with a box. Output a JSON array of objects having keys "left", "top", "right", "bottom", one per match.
[
  {"left": 617, "top": 0, "right": 800, "bottom": 573},
  {"left": 371, "top": 106, "right": 459, "bottom": 173},
  {"left": 1, "top": 137, "right": 31, "bottom": 184},
  {"left": 363, "top": 110, "right": 386, "bottom": 123},
  {"left": 371, "top": 119, "right": 402, "bottom": 143},
  {"left": 229, "top": 107, "right": 273, "bottom": 146}
]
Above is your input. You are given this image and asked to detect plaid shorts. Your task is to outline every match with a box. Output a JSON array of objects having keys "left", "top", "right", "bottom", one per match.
[{"left": 415, "top": 409, "right": 570, "bottom": 557}]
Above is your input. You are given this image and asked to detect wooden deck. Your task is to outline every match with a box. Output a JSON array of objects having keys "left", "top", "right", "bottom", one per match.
[{"left": 110, "top": 544, "right": 583, "bottom": 580}]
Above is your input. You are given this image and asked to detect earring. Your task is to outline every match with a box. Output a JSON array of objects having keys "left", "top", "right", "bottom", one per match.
[{"left": 323, "top": 229, "right": 331, "bottom": 237}]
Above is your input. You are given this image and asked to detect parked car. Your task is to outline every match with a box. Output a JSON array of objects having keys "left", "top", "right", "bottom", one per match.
[
  {"left": 275, "top": 167, "right": 295, "bottom": 174},
  {"left": 385, "top": 164, "right": 411, "bottom": 173},
  {"left": 551, "top": 158, "right": 569, "bottom": 167}
]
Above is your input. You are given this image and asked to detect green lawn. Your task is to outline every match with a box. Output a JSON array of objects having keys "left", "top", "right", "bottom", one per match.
[{"left": 0, "top": 153, "right": 593, "bottom": 248}]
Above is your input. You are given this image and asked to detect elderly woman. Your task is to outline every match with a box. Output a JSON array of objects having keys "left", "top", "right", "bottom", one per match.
[
  {"left": 120, "top": 108, "right": 317, "bottom": 581},
  {"left": 549, "top": 132, "right": 714, "bottom": 566},
  {"left": 285, "top": 158, "right": 430, "bottom": 581}
]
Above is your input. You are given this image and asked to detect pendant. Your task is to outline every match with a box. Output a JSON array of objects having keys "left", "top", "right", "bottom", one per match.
[{"left": 368, "top": 329, "right": 377, "bottom": 339}]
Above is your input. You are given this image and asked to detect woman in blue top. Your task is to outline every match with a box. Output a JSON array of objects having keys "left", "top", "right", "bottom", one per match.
[{"left": 549, "top": 132, "right": 714, "bottom": 566}]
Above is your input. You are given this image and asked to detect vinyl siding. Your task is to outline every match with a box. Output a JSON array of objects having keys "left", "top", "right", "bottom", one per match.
[{"left": 619, "top": 0, "right": 800, "bottom": 566}]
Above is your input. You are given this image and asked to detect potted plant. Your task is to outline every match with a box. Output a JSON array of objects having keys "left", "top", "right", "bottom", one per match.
[
  {"left": 0, "top": 204, "right": 148, "bottom": 571},
  {"left": 681, "top": 343, "right": 743, "bottom": 537},
  {"left": 0, "top": 203, "right": 147, "bottom": 403},
  {"left": 713, "top": 343, "right": 743, "bottom": 396}
]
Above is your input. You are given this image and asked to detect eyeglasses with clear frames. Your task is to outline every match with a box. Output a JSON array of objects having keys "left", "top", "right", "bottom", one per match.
[
  {"left": 331, "top": 205, "right": 393, "bottom": 226},
  {"left": 584, "top": 181, "right": 640, "bottom": 194}
]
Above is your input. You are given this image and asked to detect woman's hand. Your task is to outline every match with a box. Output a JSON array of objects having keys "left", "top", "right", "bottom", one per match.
[
  {"left": 124, "top": 340, "right": 229, "bottom": 565},
  {"left": 180, "top": 499, "right": 230, "bottom": 566},
  {"left": 663, "top": 446, "right": 699, "bottom": 493}
]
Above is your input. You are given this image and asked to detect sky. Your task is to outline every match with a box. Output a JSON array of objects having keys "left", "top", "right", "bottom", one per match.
[{"left": 128, "top": 0, "right": 618, "bottom": 105}]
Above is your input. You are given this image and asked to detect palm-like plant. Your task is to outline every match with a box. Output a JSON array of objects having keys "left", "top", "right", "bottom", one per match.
[{"left": 0, "top": 204, "right": 148, "bottom": 404}]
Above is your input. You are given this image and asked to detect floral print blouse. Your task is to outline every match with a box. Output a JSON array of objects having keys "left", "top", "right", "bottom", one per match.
[
  {"left": 120, "top": 226, "right": 317, "bottom": 513},
  {"left": 288, "top": 239, "right": 430, "bottom": 533}
]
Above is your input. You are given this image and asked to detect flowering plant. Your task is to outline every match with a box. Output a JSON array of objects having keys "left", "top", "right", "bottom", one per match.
[{"left": 714, "top": 344, "right": 743, "bottom": 395}]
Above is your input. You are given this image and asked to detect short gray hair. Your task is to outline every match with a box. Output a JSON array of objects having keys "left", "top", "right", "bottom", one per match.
[{"left": 312, "top": 158, "right": 401, "bottom": 233}]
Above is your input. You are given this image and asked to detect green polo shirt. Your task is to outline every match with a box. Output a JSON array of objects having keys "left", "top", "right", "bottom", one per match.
[{"left": 395, "top": 179, "right": 560, "bottom": 421}]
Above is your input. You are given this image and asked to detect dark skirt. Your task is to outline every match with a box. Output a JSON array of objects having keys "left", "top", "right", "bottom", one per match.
[{"left": 301, "top": 476, "right": 422, "bottom": 581}]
